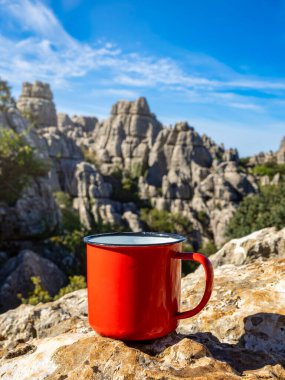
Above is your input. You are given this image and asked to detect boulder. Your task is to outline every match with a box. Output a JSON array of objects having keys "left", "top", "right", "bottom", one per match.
[
  {"left": 0, "top": 232, "right": 284, "bottom": 379},
  {"left": 0, "top": 250, "right": 67, "bottom": 313},
  {"left": 208, "top": 227, "right": 285, "bottom": 268},
  {"left": 180, "top": 258, "right": 285, "bottom": 355}
]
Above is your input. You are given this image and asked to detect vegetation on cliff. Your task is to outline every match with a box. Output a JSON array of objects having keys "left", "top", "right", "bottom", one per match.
[
  {"left": 226, "top": 184, "right": 285, "bottom": 239},
  {"left": 0, "top": 129, "right": 48, "bottom": 205},
  {"left": 18, "top": 275, "right": 86, "bottom": 305}
]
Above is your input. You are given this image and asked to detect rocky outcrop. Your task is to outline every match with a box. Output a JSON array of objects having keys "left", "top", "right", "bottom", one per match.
[
  {"left": 143, "top": 159, "right": 256, "bottom": 246},
  {"left": 208, "top": 227, "right": 285, "bottom": 268},
  {"left": 12, "top": 82, "right": 143, "bottom": 232},
  {"left": 0, "top": 177, "right": 61, "bottom": 240},
  {"left": 249, "top": 135, "right": 285, "bottom": 166},
  {"left": 3, "top": 81, "right": 262, "bottom": 246},
  {"left": 95, "top": 97, "right": 162, "bottom": 174},
  {"left": 0, "top": 229, "right": 284, "bottom": 379},
  {"left": 17, "top": 81, "right": 57, "bottom": 127},
  {"left": 147, "top": 122, "right": 214, "bottom": 188},
  {"left": 0, "top": 250, "right": 67, "bottom": 313}
]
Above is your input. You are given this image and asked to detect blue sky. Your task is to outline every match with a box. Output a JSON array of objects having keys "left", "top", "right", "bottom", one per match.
[{"left": 0, "top": 0, "right": 285, "bottom": 156}]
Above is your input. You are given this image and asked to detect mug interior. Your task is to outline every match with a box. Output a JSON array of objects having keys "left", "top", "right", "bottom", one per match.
[{"left": 84, "top": 232, "right": 186, "bottom": 246}]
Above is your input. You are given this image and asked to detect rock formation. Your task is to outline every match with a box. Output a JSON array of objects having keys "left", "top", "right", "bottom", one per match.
[
  {"left": 84, "top": 95, "right": 257, "bottom": 246},
  {"left": 17, "top": 81, "right": 57, "bottom": 127},
  {"left": 0, "top": 228, "right": 284, "bottom": 379},
  {"left": 0, "top": 177, "right": 60, "bottom": 241},
  {"left": 7, "top": 80, "right": 258, "bottom": 246},
  {"left": 0, "top": 250, "right": 67, "bottom": 313},
  {"left": 249, "top": 135, "right": 285, "bottom": 166},
  {"left": 2, "top": 82, "right": 142, "bottom": 237},
  {"left": 207, "top": 226, "right": 285, "bottom": 268},
  {"left": 95, "top": 97, "right": 162, "bottom": 174}
]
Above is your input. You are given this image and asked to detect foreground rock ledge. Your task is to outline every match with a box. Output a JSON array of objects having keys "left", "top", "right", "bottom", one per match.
[{"left": 0, "top": 259, "right": 284, "bottom": 378}]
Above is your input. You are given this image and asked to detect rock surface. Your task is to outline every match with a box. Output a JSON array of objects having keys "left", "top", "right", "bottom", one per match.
[
  {"left": 9, "top": 81, "right": 263, "bottom": 245},
  {"left": 0, "top": 250, "right": 67, "bottom": 313},
  {"left": 249, "top": 135, "right": 285, "bottom": 166},
  {"left": 5, "top": 81, "right": 285, "bottom": 248},
  {"left": 0, "top": 177, "right": 61, "bottom": 240},
  {"left": 95, "top": 97, "right": 162, "bottom": 175},
  {"left": 17, "top": 81, "right": 57, "bottom": 127},
  {"left": 0, "top": 231, "right": 284, "bottom": 379},
  {"left": 208, "top": 227, "right": 285, "bottom": 268}
]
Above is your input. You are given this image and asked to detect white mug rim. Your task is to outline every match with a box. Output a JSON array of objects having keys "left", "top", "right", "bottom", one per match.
[{"left": 83, "top": 231, "right": 186, "bottom": 247}]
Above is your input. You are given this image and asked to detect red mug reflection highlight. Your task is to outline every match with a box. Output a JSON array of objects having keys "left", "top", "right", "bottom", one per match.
[{"left": 84, "top": 232, "right": 214, "bottom": 341}]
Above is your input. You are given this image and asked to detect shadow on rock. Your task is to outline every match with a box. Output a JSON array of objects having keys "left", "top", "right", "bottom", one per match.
[{"left": 127, "top": 312, "right": 285, "bottom": 375}]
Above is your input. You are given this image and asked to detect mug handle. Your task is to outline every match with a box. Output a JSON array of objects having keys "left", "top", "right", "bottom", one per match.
[{"left": 174, "top": 252, "right": 214, "bottom": 319}]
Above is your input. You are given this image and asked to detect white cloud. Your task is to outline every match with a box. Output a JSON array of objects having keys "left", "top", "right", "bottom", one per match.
[
  {"left": 0, "top": 0, "right": 285, "bottom": 115},
  {"left": 93, "top": 88, "right": 139, "bottom": 98},
  {"left": 1, "top": 0, "right": 71, "bottom": 42},
  {"left": 228, "top": 102, "right": 262, "bottom": 111}
]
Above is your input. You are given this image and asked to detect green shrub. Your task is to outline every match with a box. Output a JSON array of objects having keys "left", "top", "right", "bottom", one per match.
[
  {"left": 18, "top": 276, "right": 51, "bottom": 305},
  {"left": 53, "top": 192, "right": 81, "bottom": 232},
  {"left": 0, "top": 129, "right": 49, "bottom": 204},
  {"left": 200, "top": 241, "right": 217, "bottom": 256},
  {"left": 110, "top": 169, "right": 141, "bottom": 204},
  {"left": 18, "top": 275, "right": 86, "bottom": 305},
  {"left": 140, "top": 208, "right": 192, "bottom": 235},
  {"left": 251, "top": 162, "right": 285, "bottom": 180},
  {"left": 238, "top": 157, "right": 250, "bottom": 171},
  {"left": 53, "top": 275, "right": 86, "bottom": 300},
  {"left": 50, "top": 229, "right": 86, "bottom": 274},
  {"left": 197, "top": 210, "right": 208, "bottom": 224},
  {"left": 130, "top": 162, "right": 144, "bottom": 178},
  {"left": 81, "top": 145, "right": 98, "bottom": 167},
  {"left": 226, "top": 184, "right": 285, "bottom": 239}
]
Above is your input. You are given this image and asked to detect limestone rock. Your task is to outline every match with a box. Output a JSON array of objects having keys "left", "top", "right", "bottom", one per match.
[
  {"left": 0, "top": 250, "right": 67, "bottom": 313},
  {"left": 180, "top": 258, "right": 285, "bottom": 352},
  {"left": 95, "top": 97, "right": 162, "bottom": 174},
  {"left": 8, "top": 80, "right": 267, "bottom": 250},
  {"left": 71, "top": 162, "right": 112, "bottom": 199},
  {"left": 249, "top": 135, "right": 285, "bottom": 166},
  {"left": 17, "top": 81, "right": 57, "bottom": 127},
  {"left": 0, "top": 178, "right": 61, "bottom": 240},
  {"left": 122, "top": 211, "right": 143, "bottom": 232},
  {"left": 147, "top": 122, "right": 214, "bottom": 188},
  {"left": 71, "top": 115, "right": 97, "bottom": 133},
  {"left": 223, "top": 148, "right": 239, "bottom": 162},
  {"left": 0, "top": 289, "right": 88, "bottom": 346},
  {"left": 0, "top": 253, "right": 284, "bottom": 378},
  {"left": 208, "top": 227, "right": 285, "bottom": 268}
]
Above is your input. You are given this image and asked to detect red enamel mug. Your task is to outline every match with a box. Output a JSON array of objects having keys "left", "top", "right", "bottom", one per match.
[{"left": 84, "top": 232, "right": 214, "bottom": 341}]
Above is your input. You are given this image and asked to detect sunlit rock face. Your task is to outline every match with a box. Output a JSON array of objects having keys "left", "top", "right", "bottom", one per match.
[
  {"left": 207, "top": 226, "right": 285, "bottom": 268},
  {"left": 249, "top": 135, "right": 285, "bottom": 166},
  {"left": 12, "top": 82, "right": 141, "bottom": 233},
  {"left": 17, "top": 81, "right": 57, "bottom": 127},
  {"left": 0, "top": 229, "right": 284, "bottom": 379},
  {"left": 12, "top": 81, "right": 261, "bottom": 245},
  {"left": 94, "top": 97, "right": 163, "bottom": 175}
]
